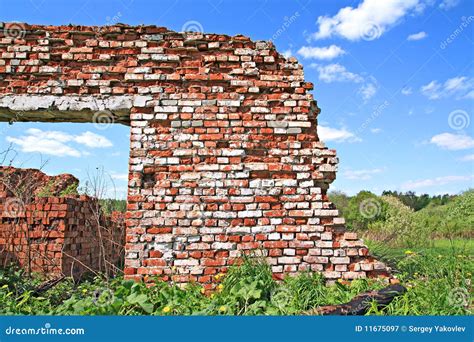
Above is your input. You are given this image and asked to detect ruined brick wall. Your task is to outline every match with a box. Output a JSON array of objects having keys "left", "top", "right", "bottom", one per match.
[
  {"left": 0, "top": 168, "right": 125, "bottom": 278},
  {"left": 0, "top": 166, "right": 78, "bottom": 197},
  {"left": 0, "top": 23, "right": 389, "bottom": 287}
]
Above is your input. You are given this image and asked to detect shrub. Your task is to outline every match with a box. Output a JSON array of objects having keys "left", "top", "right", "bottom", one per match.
[
  {"left": 366, "top": 196, "right": 431, "bottom": 248},
  {"left": 328, "top": 190, "right": 350, "bottom": 216},
  {"left": 59, "top": 182, "right": 79, "bottom": 196},
  {"left": 412, "top": 189, "right": 474, "bottom": 240}
]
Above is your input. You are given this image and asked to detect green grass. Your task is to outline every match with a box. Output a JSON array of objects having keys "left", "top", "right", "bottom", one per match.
[
  {"left": 364, "top": 238, "right": 473, "bottom": 315},
  {"left": 0, "top": 240, "right": 472, "bottom": 316},
  {"left": 366, "top": 238, "right": 473, "bottom": 262},
  {"left": 431, "top": 239, "right": 474, "bottom": 253}
]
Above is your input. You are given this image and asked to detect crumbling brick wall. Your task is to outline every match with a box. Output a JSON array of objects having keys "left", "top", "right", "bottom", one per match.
[
  {"left": 0, "top": 166, "right": 78, "bottom": 197},
  {"left": 0, "top": 167, "right": 125, "bottom": 278},
  {"left": 0, "top": 23, "right": 390, "bottom": 287}
]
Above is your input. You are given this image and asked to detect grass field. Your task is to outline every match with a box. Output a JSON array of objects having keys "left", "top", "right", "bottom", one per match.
[
  {"left": 1, "top": 189, "right": 472, "bottom": 315},
  {"left": 0, "top": 237, "right": 472, "bottom": 316},
  {"left": 431, "top": 239, "right": 474, "bottom": 253},
  {"left": 366, "top": 238, "right": 474, "bottom": 264}
]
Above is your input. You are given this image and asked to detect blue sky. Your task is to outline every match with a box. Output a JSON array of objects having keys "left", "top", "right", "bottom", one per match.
[{"left": 0, "top": 0, "right": 473, "bottom": 198}]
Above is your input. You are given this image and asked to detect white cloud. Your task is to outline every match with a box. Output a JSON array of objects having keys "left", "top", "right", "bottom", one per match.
[
  {"left": 401, "top": 86, "right": 413, "bottom": 95},
  {"left": 6, "top": 128, "right": 113, "bottom": 157},
  {"left": 110, "top": 173, "right": 129, "bottom": 181},
  {"left": 311, "top": 0, "right": 421, "bottom": 41},
  {"left": 74, "top": 131, "right": 113, "bottom": 148},
  {"left": 298, "top": 45, "right": 345, "bottom": 60},
  {"left": 311, "top": 63, "right": 378, "bottom": 101},
  {"left": 421, "top": 81, "right": 441, "bottom": 99},
  {"left": 439, "top": 0, "right": 460, "bottom": 10},
  {"left": 318, "top": 125, "right": 361, "bottom": 143},
  {"left": 313, "top": 63, "right": 364, "bottom": 83},
  {"left": 430, "top": 133, "right": 474, "bottom": 150},
  {"left": 407, "top": 31, "right": 427, "bottom": 41},
  {"left": 460, "top": 154, "right": 474, "bottom": 162},
  {"left": 105, "top": 186, "right": 128, "bottom": 200},
  {"left": 421, "top": 76, "right": 474, "bottom": 100},
  {"left": 464, "top": 90, "right": 474, "bottom": 99},
  {"left": 282, "top": 49, "right": 293, "bottom": 58},
  {"left": 445, "top": 77, "right": 470, "bottom": 91},
  {"left": 424, "top": 106, "right": 435, "bottom": 114},
  {"left": 358, "top": 81, "right": 378, "bottom": 101},
  {"left": 402, "top": 175, "right": 473, "bottom": 190},
  {"left": 7, "top": 130, "right": 81, "bottom": 157},
  {"left": 370, "top": 128, "right": 382, "bottom": 133},
  {"left": 344, "top": 168, "right": 384, "bottom": 180}
]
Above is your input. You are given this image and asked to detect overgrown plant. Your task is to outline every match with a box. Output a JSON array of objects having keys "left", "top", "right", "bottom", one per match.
[
  {"left": 0, "top": 248, "right": 471, "bottom": 316},
  {"left": 68, "top": 166, "right": 125, "bottom": 279}
]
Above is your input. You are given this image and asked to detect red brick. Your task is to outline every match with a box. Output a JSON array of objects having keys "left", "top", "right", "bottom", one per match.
[{"left": 0, "top": 23, "right": 390, "bottom": 287}]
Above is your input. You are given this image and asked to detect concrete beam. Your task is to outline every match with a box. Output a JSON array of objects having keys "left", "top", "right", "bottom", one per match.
[{"left": 0, "top": 95, "right": 134, "bottom": 125}]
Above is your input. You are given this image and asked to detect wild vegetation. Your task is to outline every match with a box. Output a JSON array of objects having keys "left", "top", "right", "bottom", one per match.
[
  {"left": 330, "top": 189, "right": 473, "bottom": 245},
  {"left": 0, "top": 245, "right": 471, "bottom": 315},
  {"left": 0, "top": 189, "right": 472, "bottom": 315}
]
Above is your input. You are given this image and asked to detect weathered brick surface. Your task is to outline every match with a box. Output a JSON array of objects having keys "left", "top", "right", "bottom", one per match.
[
  {"left": 0, "top": 168, "right": 125, "bottom": 278},
  {"left": 0, "top": 23, "right": 390, "bottom": 286},
  {"left": 0, "top": 166, "right": 78, "bottom": 197}
]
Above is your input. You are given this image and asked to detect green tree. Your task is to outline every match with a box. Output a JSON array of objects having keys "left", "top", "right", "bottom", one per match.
[
  {"left": 381, "top": 190, "right": 454, "bottom": 211},
  {"left": 345, "top": 191, "right": 386, "bottom": 231},
  {"left": 328, "top": 190, "right": 349, "bottom": 216}
]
